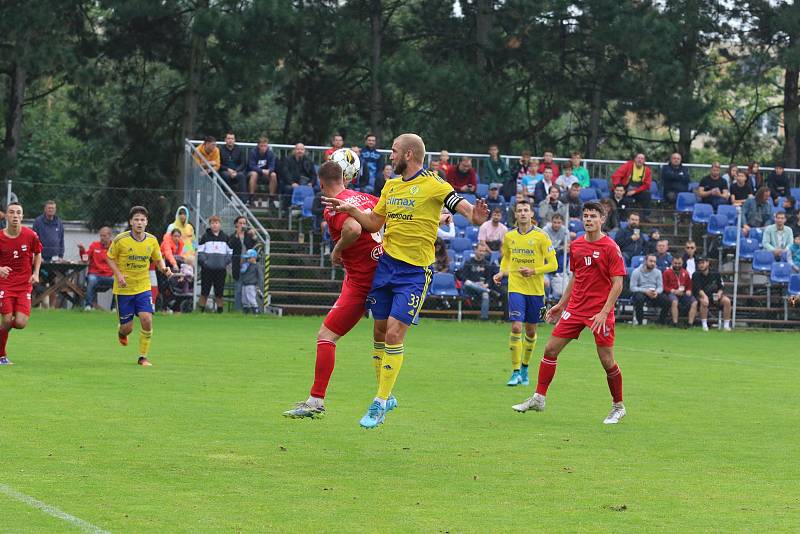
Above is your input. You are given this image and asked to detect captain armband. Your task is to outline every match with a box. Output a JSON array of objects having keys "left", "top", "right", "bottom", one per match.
[{"left": 444, "top": 191, "right": 465, "bottom": 214}]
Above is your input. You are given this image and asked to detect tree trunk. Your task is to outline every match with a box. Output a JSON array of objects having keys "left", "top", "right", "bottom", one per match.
[
  {"left": 2, "top": 62, "right": 26, "bottom": 180},
  {"left": 678, "top": 124, "right": 693, "bottom": 163},
  {"left": 586, "top": 85, "right": 601, "bottom": 158},
  {"left": 783, "top": 67, "right": 799, "bottom": 168},
  {"left": 475, "top": 0, "right": 491, "bottom": 71},
  {"left": 178, "top": 2, "right": 208, "bottom": 190},
  {"left": 369, "top": 0, "right": 383, "bottom": 143}
]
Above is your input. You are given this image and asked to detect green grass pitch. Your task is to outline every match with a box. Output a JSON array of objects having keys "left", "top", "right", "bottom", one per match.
[{"left": 0, "top": 312, "right": 797, "bottom": 532}]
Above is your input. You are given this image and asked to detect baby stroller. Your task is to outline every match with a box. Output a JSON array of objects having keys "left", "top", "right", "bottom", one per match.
[{"left": 158, "top": 263, "right": 195, "bottom": 313}]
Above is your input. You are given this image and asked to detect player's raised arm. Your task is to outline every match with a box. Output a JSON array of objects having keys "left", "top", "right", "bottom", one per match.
[
  {"left": 454, "top": 197, "right": 489, "bottom": 226},
  {"left": 331, "top": 217, "right": 363, "bottom": 266},
  {"left": 322, "top": 197, "right": 385, "bottom": 233}
]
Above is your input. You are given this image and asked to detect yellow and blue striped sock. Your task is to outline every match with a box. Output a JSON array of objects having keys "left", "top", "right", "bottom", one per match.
[
  {"left": 509, "top": 333, "right": 522, "bottom": 371},
  {"left": 522, "top": 334, "right": 537, "bottom": 366}
]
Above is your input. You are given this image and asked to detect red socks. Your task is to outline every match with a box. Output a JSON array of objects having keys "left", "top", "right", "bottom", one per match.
[
  {"left": 0, "top": 328, "right": 8, "bottom": 357},
  {"left": 606, "top": 363, "right": 623, "bottom": 403},
  {"left": 535, "top": 355, "right": 558, "bottom": 395},
  {"left": 310, "top": 339, "right": 336, "bottom": 399}
]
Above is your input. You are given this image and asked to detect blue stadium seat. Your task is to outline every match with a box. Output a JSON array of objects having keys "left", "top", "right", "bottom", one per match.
[
  {"left": 447, "top": 249, "right": 456, "bottom": 272},
  {"left": 706, "top": 214, "right": 727, "bottom": 237},
  {"left": 688, "top": 182, "right": 700, "bottom": 192},
  {"left": 569, "top": 219, "right": 584, "bottom": 233},
  {"left": 722, "top": 226, "right": 738, "bottom": 248},
  {"left": 748, "top": 227, "right": 764, "bottom": 243},
  {"left": 790, "top": 187, "right": 800, "bottom": 201},
  {"left": 464, "top": 225, "right": 480, "bottom": 244},
  {"left": 692, "top": 203, "right": 713, "bottom": 224},
  {"left": 590, "top": 178, "right": 608, "bottom": 192},
  {"left": 772, "top": 205, "right": 785, "bottom": 216},
  {"left": 650, "top": 181, "right": 663, "bottom": 203},
  {"left": 291, "top": 185, "right": 314, "bottom": 207},
  {"left": 476, "top": 183, "right": 489, "bottom": 198},
  {"left": 461, "top": 193, "right": 477, "bottom": 205},
  {"left": 788, "top": 274, "right": 800, "bottom": 296},
  {"left": 450, "top": 237, "right": 473, "bottom": 258},
  {"left": 490, "top": 250, "right": 501, "bottom": 265},
  {"left": 630, "top": 255, "right": 645, "bottom": 270},
  {"left": 579, "top": 187, "right": 598, "bottom": 202},
  {"left": 575, "top": 231, "right": 586, "bottom": 238},
  {"left": 676, "top": 192, "right": 696, "bottom": 213},
  {"left": 771, "top": 262, "right": 792, "bottom": 285},
  {"left": 429, "top": 273, "right": 460, "bottom": 297},
  {"left": 453, "top": 214, "right": 470, "bottom": 233},
  {"left": 752, "top": 250, "right": 774, "bottom": 274},
  {"left": 717, "top": 204, "right": 738, "bottom": 225},
  {"left": 738, "top": 238, "right": 760, "bottom": 261},
  {"left": 301, "top": 196, "right": 314, "bottom": 219}
]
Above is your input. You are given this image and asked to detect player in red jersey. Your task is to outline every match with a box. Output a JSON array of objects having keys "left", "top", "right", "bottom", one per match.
[
  {"left": 0, "top": 202, "right": 43, "bottom": 365},
  {"left": 283, "top": 161, "right": 386, "bottom": 418},
  {"left": 512, "top": 201, "right": 628, "bottom": 423}
]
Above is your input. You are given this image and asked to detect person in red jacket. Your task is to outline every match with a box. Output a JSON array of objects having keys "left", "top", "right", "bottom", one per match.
[
  {"left": 536, "top": 150, "right": 560, "bottom": 177},
  {"left": 80, "top": 226, "right": 114, "bottom": 311},
  {"left": 662, "top": 256, "right": 697, "bottom": 328},
  {"left": 446, "top": 156, "right": 478, "bottom": 193},
  {"left": 611, "top": 153, "right": 652, "bottom": 217}
]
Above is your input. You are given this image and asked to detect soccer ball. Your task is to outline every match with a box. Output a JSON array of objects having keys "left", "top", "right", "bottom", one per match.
[{"left": 331, "top": 148, "right": 361, "bottom": 185}]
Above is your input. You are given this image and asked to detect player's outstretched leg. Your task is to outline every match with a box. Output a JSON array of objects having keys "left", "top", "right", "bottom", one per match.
[
  {"left": 512, "top": 336, "right": 568, "bottom": 413},
  {"left": 598, "top": 346, "right": 625, "bottom": 424},
  {"left": 284, "top": 337, "right": 335, "bottom": 419},
  {"left": 0, "top": 320, "right": 12, "bottom": 365}
]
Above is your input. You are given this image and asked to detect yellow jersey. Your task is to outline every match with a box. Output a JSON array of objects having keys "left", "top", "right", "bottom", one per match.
[
  {"left": 373, "top": 169, "right": 457, "bottom": 267},
  {"left": 107, "top": 231, "right": 163, "bottom": 295},
  {"left": 500, "top": 226, "right": 558, "bottom": 295}
]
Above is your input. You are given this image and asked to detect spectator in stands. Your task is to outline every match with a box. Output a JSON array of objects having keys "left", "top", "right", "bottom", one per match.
[
  {"left": 600, "top": 198, "right": 618, "bottom": 232},
  {"left": 555, "top": 163, "right": 579, "bottom": 193},
  {"left": 762, "top": 212, "right": 793, "bottom": 260},
  {"left": 434, "top": 237, "right": 450, "bottom": 273},
  {"left": 615, "top": 212, "right": 645, "bottom": 262},
  {"left": 240, "top": 249, "right": 260, "bottom": 314},
  {"left": 543, "top": 213, "right": 567, "bottom": 259},
  {"left": 663, "top": 256, "right": 697, "bottom": 327},
  {"left": 349, "top": 145, "right": 361, "bottom": 158},
  {"left": 767, "top": 162, "right": 790, "bottom": 201},
  {"left": 359, "top": 133, "right": 383, "bottom": 192},
  {"left": 219, "top": 132, "right": 247, "bottom": 198},
  {"left": 696, "top": 162, "right": 730, "bottom": 209},
  {"left": 788, "top": 234, "right": 800, "bottom": 272},
  {"left": 167, "top": 205, "right": 196, "bottom": 266},
  {"left": 538, "top": 185, "right": 568, "bottom": 224},
  {"left": 563, "top": 183, "right": 583, "bottom": 220},
  {"left": 610, "top": 184, "right": 631, "bottom": 221},
  {"left": 509, "top": 151, "right": 535, "bottom": 198},
  {"left": 228, "top": 215, "right": 258, "bottom": 310},
  {"left": 197, "top": 215, "right": 232, "bottom": 313},
  {"left": 486, "top": 144, "right": 510, "bottom": 186},
  {"left": 374, "top": 163, "right": 392, "bottom": 198},
  {"left": 611, "top": 153, "right": 652, "bottom": 217},
  {"left": 692, "top": 256, "right": 732, "bottom": 331},
  {"left": 533, "top": 167, "right": 556, "bottom": 204},
  {"left": 430, "top": 159, "right": 446, "bottom": 181},
  {"left": 644, "top": 228, "right": 661, "bottom": 255},
  {"left": 655, "top": 239, "right": 673, "bottom": 272},
  {"left": 81, "top": 226, "right": 114, "bottom": 311},
  {"left": 570, "top": 151, "right": 590, "bottom": 187},
  {"left": 747, "top": 161, "right": 764, "bottom": 190},
  {"left": 722, "top": 163, "right": 738, "bottom": 187},
  {"left": 456, "top": 242, "right": 498, "bottom": 320},
  {"left": 439, "top": 150, "right": 453, "bottom": 176},
  {"left": 195, "top": 135, "right": 221, "bottom": 174},
  {"left": 537, "top": 150, "right": 559, "bottom": 177},
  {"left": 323, "top": 133, "right": 344, "bottom": 161},
  {"left": 160, "top": 228, "right": 184, "bottom": 271},
  {"left": 660, "top": 152, "right": 691, "bottom": 205},
  {"left": 783, "top": 195, "right": 797, "bottom": 229},
  {"left": 446, "top": 156, "right": 478, "bottom": 193},
  {"left": 485, "top": 183, "right": 507, "bottom": 215},
  {"left": 630, "top": 254, "right": 667, "bottom": 325},
  {"left": 742, "top": 186, "right": 774, "bottom": 236},
  {"left": 247, "top": 136, "right": 278, "bottom": 207},
  {"left": 280, "top": 143, "right": 318, "bottom": 203},
  {"left": 437, "top": 209, "right": 456, "bottom": 240},
  {"left": 478, "top": 207, "right": 508, "bottom": 251},
  {"left": 730, "top": 169, "right": 754, "bottom": 206},
  {"left": 33, "top": 200, "right": 64, "bottom": 260},
  {"left": 682, "top": 240, "right": 698, "bottom": 276}
]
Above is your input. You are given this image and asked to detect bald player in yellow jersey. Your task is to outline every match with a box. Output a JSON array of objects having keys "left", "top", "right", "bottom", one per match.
[
  {"left": 324, "top": 133, "right": 489, "bottom": 428},
  {"left": 493, "top": 200, "right": 558, "bottom": 386}
]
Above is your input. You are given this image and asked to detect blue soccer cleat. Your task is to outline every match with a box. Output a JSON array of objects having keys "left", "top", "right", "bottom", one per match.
[
  {"left": 520, "top": 366, "right": 530, "bottom": 386},
  {"left": 386, "top": 395, "right": 399, "bottom": 412},
  {"left": 507, "top": 370, "right": 522, "bottom": 386},
  {"left": 359, "top": 400, "right": 386, "bottom": 429}
]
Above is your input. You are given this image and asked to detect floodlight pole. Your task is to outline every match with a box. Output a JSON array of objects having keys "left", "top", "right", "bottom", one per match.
[
  {"left": 732, "top": 206, "right": 742, "bottom": 329},
  {"left": 193, "top": 189, "right": 201, "bottom": 311}
]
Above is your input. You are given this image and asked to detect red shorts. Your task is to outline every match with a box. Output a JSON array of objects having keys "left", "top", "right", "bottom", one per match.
[
  {"left": 551, "top": 310, "right": 615, "bottom": 347},
  {"left": 0, "top": 289, "right": 32, "bottom": 316},
  {"left": 323, "top": 280, "right": 370, "bottom": 337}
]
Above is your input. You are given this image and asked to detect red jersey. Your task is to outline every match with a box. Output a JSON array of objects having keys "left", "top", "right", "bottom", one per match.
[
  {"left": 567, "top": 234, "right": 626, "bottom": 317},
  {"left": 87, "top": 240, "right": 113, "bottom": 277},
  {"left": 663, "top": 268, "right": 692, "bottom": 294},
  {"left": 0, "top": 227, "right": 43, "bottom": 292},
  {"left": 324, "top": 190, "right": 383, "bottom": 291}
]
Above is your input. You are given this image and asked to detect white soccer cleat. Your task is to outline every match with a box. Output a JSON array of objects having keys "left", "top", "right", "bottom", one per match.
[
  {"left": 702, "top": 324, "right": 709, "bottom": 332},
  {"left": 512, "top": 393, "right": 546, "bottom": 413},
  {"left": 603, "top": 402, "right": 626, "bottom": 424}
]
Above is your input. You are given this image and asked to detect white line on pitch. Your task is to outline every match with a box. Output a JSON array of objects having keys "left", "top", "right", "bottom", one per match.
[{"left": 0, "top": 483, "right": 110, "bottom": 534}]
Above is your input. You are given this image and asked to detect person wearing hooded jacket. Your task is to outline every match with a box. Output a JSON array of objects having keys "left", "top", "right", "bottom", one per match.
[
  {"left": 197, "top": 215, "right": 232, "bottom": 312},
  {"left": 167, "top": 206, "right": 196, "bottom": 265}
]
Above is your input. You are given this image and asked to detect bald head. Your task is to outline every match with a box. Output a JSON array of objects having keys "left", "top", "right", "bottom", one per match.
[{"left": 391, "top": 133, "right": 426, "bottom": 177}]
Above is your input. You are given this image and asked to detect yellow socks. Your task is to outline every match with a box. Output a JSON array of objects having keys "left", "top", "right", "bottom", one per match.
[
  {"left": 509, "top": 333, "right": 522, "bottom": 371},
  {"left": 138, "top": 328, "right": 152, "bottom": 357},
  {"left": 377, "top": 343, "right": 404, "bottom": 400},
  {"left": 522, "top": 334, "right": 537, "bottom": 366},
  {"left": 372, "top": 341, "right": 385, "bottom": 385}
]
